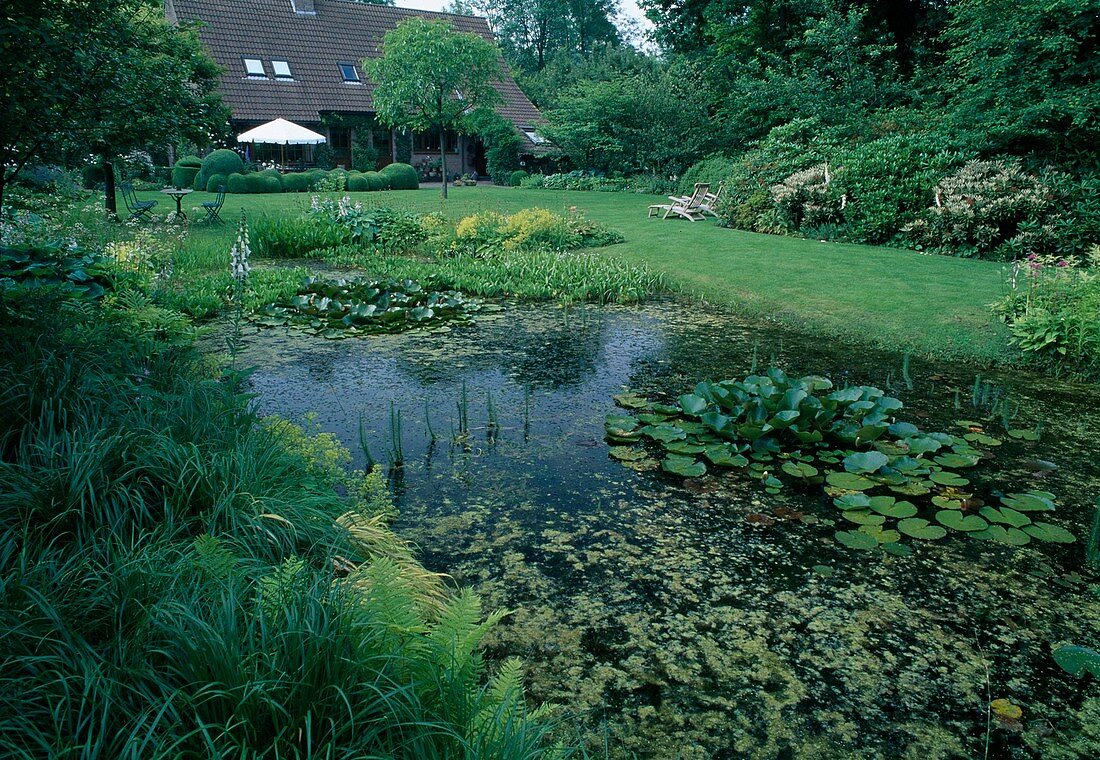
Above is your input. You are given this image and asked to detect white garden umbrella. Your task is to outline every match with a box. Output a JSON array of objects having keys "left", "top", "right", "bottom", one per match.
[{"left": 236, "top": 118, "right": 326, "bottom": 167}]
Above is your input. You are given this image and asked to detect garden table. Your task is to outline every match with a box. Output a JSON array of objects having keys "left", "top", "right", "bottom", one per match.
[{"left": 160, "top": 187, "right": 193, "bottom": 221}]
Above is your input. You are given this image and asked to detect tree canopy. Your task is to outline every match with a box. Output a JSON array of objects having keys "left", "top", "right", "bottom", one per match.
[{"left": 366, "top": 18, "right": 504, "bottom": 198}]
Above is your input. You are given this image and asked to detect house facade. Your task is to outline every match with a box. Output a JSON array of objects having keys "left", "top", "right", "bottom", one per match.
[{"left": 166, "top": 0, "right": 545, "bottom": 178}]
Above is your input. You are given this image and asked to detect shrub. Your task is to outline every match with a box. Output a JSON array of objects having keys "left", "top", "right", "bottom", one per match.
[
  {"left": 903, "top": 159, "right": 1061, "bottom": 259},
  {"left": 380, "top": 162, "right": 418, "bottom": 190},
  {"left": 281, "top": 172, "right": 315, "bottom": 193},
  {"left": 170, "top": 164, "right": 200, "bottom": 189},
  {"left": 771, "top": 163, "right": 845, "bottom": 232},
  {"left": 225, "top": 173, "right": 251, "bottom": 193},
  {"left": 315, "top": 169, "right": 347, "bottom": 193},
  {"left": 502, "top": 208, "right": 581, "bottom": 251},
  {"left": 252, "top": 214, "right": 348, "bottom": 256},
  {"left": 679, "top": 155, "right": 740, "bottom": 196},
  {"left": 509, "top": 170, "right": 529, "bottom": 187},
  {"left": 454, "top": 210, "right": 507, "bottom": 250},
  {"left": 352, "top": 142, "right": 379, "bottom": 172},
  {"left": 346, "top": 172, "right": 371, "bottom": 192},
  {"left": 565, "top": 208, "right": 625, "bottom": 248},
  {"left": 198, "top": 149, "right": 244, "bottom": 189},
  {"left": 177, "top": 154, "right": 202, "bottom": 168},
  {"left": 366, "top": 171, "right": 389, "bottom": 191},
  {"left": 313, "top": 143, "right": 335, "bottom": 170},
  {"left": 372, "top": 207, "right": 427, "bottom": 252},
  {"left": 992, "top": 249, "right": 1100, "bottom": 376},
  {"left": 205, "top": 173, "right": 228, "bottom": 193}
]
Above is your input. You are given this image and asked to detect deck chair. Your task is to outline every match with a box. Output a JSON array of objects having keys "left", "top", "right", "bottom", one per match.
[
  {"left": 120, "top": 182, "right": 158, "bottom": 221},
  {"left": 699, "top": 181, "right": 725, "bottom": 218},
  {"left": 199, "top": 185, "right": 226, "bottom": 224},
  {"left": 660, "top": 182, "right": 710, "bottom": 222}
]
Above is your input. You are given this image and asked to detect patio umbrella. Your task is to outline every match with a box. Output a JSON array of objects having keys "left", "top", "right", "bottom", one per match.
[{"left": 236, "top": 118, "right": 326, "bottom": 168}]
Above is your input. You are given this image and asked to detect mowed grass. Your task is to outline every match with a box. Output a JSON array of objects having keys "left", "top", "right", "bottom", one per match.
[{"left": 144, "top": 185, "right": 1012, "bottom": 362}]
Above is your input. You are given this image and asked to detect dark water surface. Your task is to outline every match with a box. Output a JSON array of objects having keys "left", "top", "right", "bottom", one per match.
[{"left": 235, "top": 299, "right": 1100, "bottom": 759}]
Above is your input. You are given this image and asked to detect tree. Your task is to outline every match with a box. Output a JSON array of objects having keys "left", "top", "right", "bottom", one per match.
[
  {"left": 0, "top": 0, "right": 226, "bottom": 217},
  {"left": 943, "top": 0, "right": 1100, "bottom": 160},
  {"left": 366, "top": 18, "right": 504, "bottom": 198}
]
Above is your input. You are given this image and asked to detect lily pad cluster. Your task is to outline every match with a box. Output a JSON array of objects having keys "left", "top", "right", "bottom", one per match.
[
  {"left": 605, "top": 367, "right": 1074, "bottom": 553},
  {"left": 252, "top": 276, "right": 480, "bottom": 338},
  {"left": 1, "top": 243, "right": 109, "bottom": 300}
]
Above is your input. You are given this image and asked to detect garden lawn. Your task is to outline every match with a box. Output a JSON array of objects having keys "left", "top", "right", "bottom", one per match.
[{"left": 145, "top": 185, "right": 1011, "bottom": 362}]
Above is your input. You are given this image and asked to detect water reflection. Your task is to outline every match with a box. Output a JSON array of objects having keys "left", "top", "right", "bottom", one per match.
[{"left": 236, "top": 299, "right": 1100, "bottom": 758}]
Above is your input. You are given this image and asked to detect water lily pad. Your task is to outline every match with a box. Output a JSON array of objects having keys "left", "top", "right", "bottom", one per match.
[
  {"left": 933, "top": 453, "right": 980, "bottom": 468},
  {"left": 639, "top": 424, "right": 687, "bottom": 443},
  {"left": 834, "top": 493, "right": 871, "bottom": 510},
  {"left": 979, "top": 506, "right": 1030, "bottom": 528},
  {"left": 964, "top": 432, "right": 1002, "bottom": 446},
  {"left": 889, "top": 480, "right": 931, "bottom": 497},
  {"left": 991, "top": 699, "right": 1022, "bottom": 720},
  {"left": 825, "top": 472, "right": 876, "bottom": 491},
  {"left": 636, "top": 413, "right": 671, "bottom": 424},
  {"left": 781, "top": 461, "right": 819, "bottom": 479},
  {"left": 678, "top": 393, "right": 708, "bottom": 416},
  {"left": 1007, "top": 428, "right": 1040, "bottom": 441},
  {"left": 1022, "top": 522, "right": 1075, "bottom": 543},
  {"left": 608, "top": 446, "right": 645, "bottom": 461},
  {"left": 605, "top": 414, "right": 638, "bottom": 432},
  {"left": 842, "top": 509, "right": 886, "bottom": 526},
  {"left": 1052, "top": 645, "right": 1100, "bottom": 677},
  {"left": 929, "top": 470, "right": 970, "bottom": 487},
  {"left": 902, "top": 436, "right": 943, "bottom": 455},
  {"left": 664, "top": 441, "right": 706, "bottom": 455},
  {"left": 881, "top": 543, "right": 912, "bottom": 557},
  {"left": 1000, "top": 492, "right": 1055, "bottom": 512},
  {"left": 842, "top": 451, "right": 889, "bottom": 474},
  {"left": 859, "top": 525, "right": 901, "bottom": 544},
  {"left": 613, "top": 393, "right": 650, "bottom": 409},
  {"left": 932, "top": 496, "right": 963, "bottom": 510},
  {"left": 812, "top": 564, "right": 835, "bottom": 577},
  {"left": 868, "top": 497, "right": 918, "bottom": 519},
  {"left": 835, "top": 530, "right": 878, "bottom": 550},
  {"left": 935, "top": 510, "right": 988, "bottom": 532},
  {"left": 897, "top": 518, "right": 947, "bottom": 540},
  {"left": 969, "top": 525, "right": 1031, "bottom": 545},
  {"left": 661, "top": 455, "right": 706, "bottom": 478}
]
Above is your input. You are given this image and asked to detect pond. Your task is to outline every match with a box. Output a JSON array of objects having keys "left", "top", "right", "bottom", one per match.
[{"left": 233, "top": 298, "right": 1100, "bottom": 758}]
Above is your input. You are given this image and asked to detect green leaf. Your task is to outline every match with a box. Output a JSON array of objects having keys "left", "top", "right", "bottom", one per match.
[
  {"left": 897, "top": 518, "right": 947, "bottom": 540},
  {"left": 834, "top": 530, "right": 878, "bottom": 550},
  {"left": 834, "top": 493, "right": 871, "bottom": 510},
  {"left": 608, "top": 446, "right": 645, "bottom": 461},
  {"left": 1052, "top": 645, "right": 1100, "bottom": 677},
  {"left": 841, "top": 509, "right": 886, "bottom": 526},
  {"left": 678, "top": 393, "right": 708, "bottom": 416},
  {"left": 978, "top": 506, "right": 1030, "bottom": 528},
  {"left": 868, "top": 497, "right": 918, "bottom": 519},
  {"left": 639, "top": 424, "right": 686, "bottom": 443},
  {"left": 935, "top": 510, "right": 988, "bottom": 532},
  {"left": 1022, "top": 522, "right": 1075, "bottom": 543},
  {"left": 781, "top": 461, "right": 818, "bottom": 479},
  {"left": 969, "top": 525, "right": 1031, "bottom": 545},
  {"left": 1000, "top": 492, "right": 1055, "bottom": 512},
  {"left": 842, "top": 451, "right": 889, "bottom": 474},
  {"left": 826, "top": 471, "right": 876, "bottom": 491},
  {"left": 929, "top": 470, "right": 969, "bottom": 487},
  {"left": 661, "top": 455, "right": 706, "bottom": 478}
]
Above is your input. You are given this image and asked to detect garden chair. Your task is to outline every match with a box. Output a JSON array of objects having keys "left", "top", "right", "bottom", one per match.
[
  {"left": 699, "top": 181, "right": 725, "bottom": 218},
  {"left": 651, "top": 183, "right": 710, "bottom": 222},
  {"left": 199, "top": 185, "right": 226, "bottom": 224},
  {"left": 120, "top": 182, "right": 158, "bottom": 221}
]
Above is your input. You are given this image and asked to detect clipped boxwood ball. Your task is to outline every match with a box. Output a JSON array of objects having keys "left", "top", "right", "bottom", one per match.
[
  {"left": 225, "top": 173, "right": 251, "bottom": 193},
  {"left": 205, "top": 173, "right": 228, "bottom": 193},
  {"left": 380, "top": 162, "right": 418, "bottom": 190},
  {"left": 171, "top": 165, "right": 199, "bottom": 189},
  {"left": 198, "top": 149, "right": 244, "bottom": 189}
]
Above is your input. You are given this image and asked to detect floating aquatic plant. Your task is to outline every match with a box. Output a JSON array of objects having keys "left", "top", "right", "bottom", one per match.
[
  {"left": 605, "top": 367, "right": 1075, "bottom": 552},
  {"left": 251, "top": 276, "right": 480, "bottom": 337}
]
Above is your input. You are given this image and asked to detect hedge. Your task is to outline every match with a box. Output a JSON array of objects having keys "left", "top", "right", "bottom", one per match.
[
  {"left": 380, "top": 162, "right": 418, "bottom": 190},
  {"left": 282, "top": 172, "right": 315, "bottom": 192},
  {"left": 366, "top": 171, "right": 389, "bottom": 191},
  {"left": 198, "top": 149, "right": 244, "bottom": 190},
  {"left": 346, "top": 172, "right": 371, "bottom": 192},
  {"left": 170, "top": 165, "right": 199, "bottom": 189},
  {"left": 205, "top": 173, "right": 228, "bottom": 193}
]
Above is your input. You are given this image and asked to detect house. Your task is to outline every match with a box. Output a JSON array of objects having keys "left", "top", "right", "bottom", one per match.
[{"left": 165, "top": 0, "right": 546, "bottom": 177}]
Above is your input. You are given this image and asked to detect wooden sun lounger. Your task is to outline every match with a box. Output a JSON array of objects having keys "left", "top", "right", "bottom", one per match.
[{"left": 649, "top": 182, "right": 710, "bottom": 222}]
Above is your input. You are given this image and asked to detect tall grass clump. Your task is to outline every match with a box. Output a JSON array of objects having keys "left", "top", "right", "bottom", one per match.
[{"left": 0, "top": 281, "right": 555, "bottom": 757}]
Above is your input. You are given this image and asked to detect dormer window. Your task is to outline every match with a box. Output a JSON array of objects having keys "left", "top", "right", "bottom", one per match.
[
  {"left": 272, "top": 60, "right": 293, "bottom": 80},
  {"left": 521, "top": 127, "right": 548, "bottom": 145},
  {"left": 243, "top": 58, "right": 266, "bottom": 78},
  {"left": 339, "top": 63, "right": 360, "bottom": 83}
]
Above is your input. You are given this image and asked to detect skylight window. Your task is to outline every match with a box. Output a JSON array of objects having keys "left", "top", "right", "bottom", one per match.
[
  {"left": 272, "top": 60, "right": 293, "bottom": 80},
  {"left": 243, "top": 58, "right": 266, "bottom": 78},
  {"left": 521, "top": 127, "right": 548, "bottom": 145},
  {"left": 339, "top": 63, "right": 360, "bottom": 83}
]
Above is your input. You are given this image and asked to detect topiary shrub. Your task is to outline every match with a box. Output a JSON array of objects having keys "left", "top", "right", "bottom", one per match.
[
  {"left": 205, "top": 173, "right": 228, "bottom": 193},
  {"left": 281, "top": 172, "right": 314, "bottom": 192},
  {"left": 177, "top": 155, "right": 202, "bottom": 168},
  {"left": 198, "top": 149, "right": 244, "bottom": 189},
  {"left": 380, "top": 162, "right": 418, "bottom": 190},
  {"left": 366, "top": 171, "right": 389, "bottom": 191},
  {"left": 251, "top": 171, "right": 282, "bottom": 194},
  {"left": 347, "top": 172, "right": 371, "bottom": 192},
  {"left": 509, "top": 170, "right": 529, "bottom": 187},
  {"left": 171, "top": 164, "right": 199, "bottom": 189},
  {"left": 225, "top": 173, "right": 251, "bottom": 193}
]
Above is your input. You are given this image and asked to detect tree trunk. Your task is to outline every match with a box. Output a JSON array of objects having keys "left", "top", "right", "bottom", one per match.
[
  {"left": 440, "top": 132, "right": 448, "bottom": 200},
  {"left": 102, "top": 155, "right": 118, "bottom": 218}
]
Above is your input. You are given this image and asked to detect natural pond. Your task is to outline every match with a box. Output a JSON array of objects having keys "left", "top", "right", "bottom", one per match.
[{"left": 232, "top": 298, "right": 1100, "bottom": 758}]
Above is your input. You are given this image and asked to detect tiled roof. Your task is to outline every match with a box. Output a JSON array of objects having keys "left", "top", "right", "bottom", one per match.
[{"left": 168, "top": 0, "right": 543, "bottom": 139}]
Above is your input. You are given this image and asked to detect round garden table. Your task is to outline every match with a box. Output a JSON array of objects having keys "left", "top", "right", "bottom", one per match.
[{"left": 160, "top": 187, "right": 194, "bottom": 221}]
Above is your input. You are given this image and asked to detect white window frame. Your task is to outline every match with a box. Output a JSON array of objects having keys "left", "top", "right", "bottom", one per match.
[
  {"left": 243, "top": 58, "right": 266, "bottom": 78},
  {"left": 338, "top": 63, "right": 360, "bottom": 83},
  {"left": 521, "top": 127, "right": 548, "bottom": 145},
  {"left": 272, "top": 60, "right": 293, "bottom": 80}
]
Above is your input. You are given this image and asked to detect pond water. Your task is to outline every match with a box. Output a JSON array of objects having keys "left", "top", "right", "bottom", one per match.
[{"left": 234, "top": 298, "right": 1100, "bottom": 759}]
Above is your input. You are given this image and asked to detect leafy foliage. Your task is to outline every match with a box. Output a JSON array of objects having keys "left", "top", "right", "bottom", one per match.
[{"left": 605, "top": 366, "right": 1072, "bottom": 552}]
